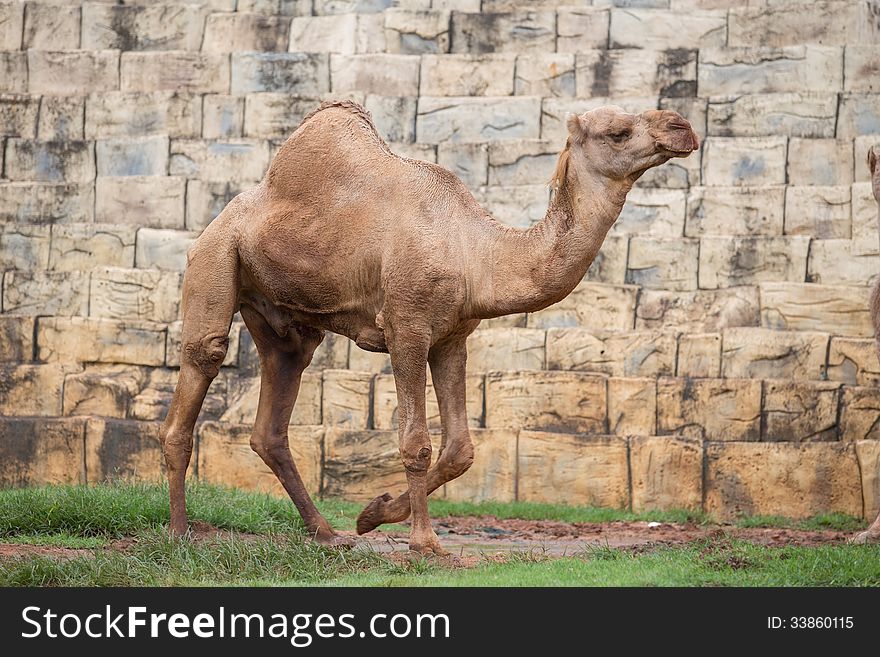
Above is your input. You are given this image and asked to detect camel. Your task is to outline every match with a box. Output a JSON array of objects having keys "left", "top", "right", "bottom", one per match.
[
  {"left": 159, "top": 100, "right": 699, "bottom": 555},
  {"left": 856, "top": 145, "right": 880, "bottom": 544}
]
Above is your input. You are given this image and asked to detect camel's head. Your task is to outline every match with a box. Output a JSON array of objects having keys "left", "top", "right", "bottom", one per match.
[
  {"left": 554, "top": 106, "right": 699, "bottom": 187},
  {"left": 869, "top": 145, "right": 880, "bottom": 202}
]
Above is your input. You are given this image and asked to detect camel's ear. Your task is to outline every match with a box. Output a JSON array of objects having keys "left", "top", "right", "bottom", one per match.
[
  {"left": 869, "top": 147, "right": 878, "bottom": 176},
  {"left": 566, "top": 113, "right": 589, "bottom": 143}
]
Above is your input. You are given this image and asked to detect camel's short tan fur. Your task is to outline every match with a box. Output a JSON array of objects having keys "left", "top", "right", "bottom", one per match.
[{"left": 159, "top": 100, "right": 699, "bottom": 554}]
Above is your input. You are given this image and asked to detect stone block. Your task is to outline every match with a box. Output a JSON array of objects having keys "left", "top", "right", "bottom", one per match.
[
  {"left": 49, "top": 224, "right": 136, "bottom": 271},
  {"left": 203, "top": 12, "right": 291, "bottom": 53},
  {"left": 63, "top": 369, "right": 141, "bottom": 419},
  {"left": 86, "top": 91, "right": 201, "bottom": 139},
  {"left": 807, "top": 240, "right": 878, "bottom": 286},
  {"left": 96, "top": 136, "right": 169, "bottom": 177},
  {"left": 186, "top": 180, "right": 258, "bottom": 232},
  {"left": 657, "top": 377, "right": 762, "bottom": 441},
  {"left": 384, "top": 9, "right": 450, "bottom": 54},
  {"left": 783, "top": 186, "right": 852, "bottom": 239},
  {"left": 704, "top": 441, "right": 862, "bottom": 519},
  {"left": 846, "top": 46, "right": 880, "bottom": 93},
  {"left": 763, "top": 380, "right": 841, "bottom": 443},
  {"left": 585, "top": 233, "right": 628, "bottom": 285},
  {"left": 373, "top": 373, "right": 484, "bottom": 431},
  {"left": 419, "top": 54, "right": 514, "bottom": 96},
  {"left": 221, "top": 373, "right": 323, "bottom": 426},
  {"left": 630, "top": 436, "right": 703, "bottom": 512},
  {"left": 727, "top": 2, "right": 873, "bottom": 47},
  {"left": 37, "top": 317, "right": 166, "bottom": 366},
  {"left": 852, "top": 181, "right": 877, "bottom": 256},
  {"left": 28, "top": 50, "right": 118, "bottom": 95},
  {"left": 347, "top": 346, "right": 392, "bottom": 374},
  {"left": 95, "top": 176, "right": 186, "bottom": 228},
  {"left": 472, "top": 184, "right": 547, "bottom": 228},
  {"left": 0, "top": 417, "right": 86, "bottom": 486},
  {"left": 322, "top": 370, "right": 372, "bottom": 429},
  {"left": 556, "top": 7, "right": 609, "bottom": 53},
  {"left": 698, "top": 46, "right": 843, "bottom": 95},
  {"left": 485, "top": 371, "right": 606, "bottom": 433},
  {"left": 707, "top": 92, "right": 837, "bottom": 139},
  {"left": 203, "top": 95, "right": 244, "bottom": 139},
  {"left": 677, "top": 333, "right": 721, "bottom": 378},
  {"left": 242, "top": 93, "right": 322, "bottom": 139},
  {"left": 526, "top": 282, "right": 638, "bottom": 331},
  {"left": 827, "top": 338, "right": 880, "bottom": 386},
  {"left": 170, "top": 140, "right": 270, "bottom": 182},
  {"left": 607, "top": 377, "right": 656, "bottom": 436},
  {"left": 613, "top": 188, "right": 687, "bottom": 237},
  {"left": 466, "top": 328, "right": 545, "bottom": 373},
  {"left": 722, "top": 327, "right": 828, "bottom": 380},
  {"left": 451, "top": 11, "right": 555, "bottom": 54},
  {"left": 443, "top": 428, "right": 517, "bottom": 503},
  {"left": 4, "top": 139, "right": 95, "bottom": 183},
  {"left": 231, "top": 52, "right": 330, "bottom": 95},
  {"left": 609, "top": 8, "right": 726, "bottom": 49},
  {"left": 514, "top": 54, "right": 575, "bottom": 98},
  {"left": 0, "top": 223, "right": 51, "bottom": 269},
  {"left": 2, "top": 270, "right": 89, "bottom": 316},
  {"left": 517, "top": 432, "right": 629, "bottom": 508},
  {"left": 627, "top": 237, "right": 699, "bottom": 291},
  {"left": 38, "top": 95, "right": 85, "bottom": 140},
  {"left": 0, "top": 52, "right": 26, "bottom": 93},
  {"left": 417, "top": 96, "right": 541, "bottom": 143},
  {"left": 89, "top": 267, "right": 181, "bottom": 323},
  {"left": 289, "top": 14, "right": 358, "bottom": 54},
  {"left": 135, "top": 228, "right": 196, "bottom": 271},
  {"left": 702, "top": 137, "right": 788, "bottom": 186},
  {"left": 787, "top": 139, "right": 854, "bottom": 186},
  {"left": 121, "top": 52, "right": 230, "bottom": 94},
  {"left": 685, "top": 186, "right": 785, "bottom": 236},
  {"left": 437, "top": 142, "right": 488, "bottom": 188},
  {"left": 81, "top": 3, "right": 206, "bottom": 51},
  {"left": 0, "top": 1, "right": 23, "bottom": 51},
  {"left": 837, "top": 93, "right": 880, "bottom": 140},
  {"left": 760, "top": 282, "right": 873, "bottom": 338},
  {"left": 363, "top": 94, "right": 416, "bottom": 143},
  {"left": 0, "top": 364, "right": 69, "bottom": 417},
  {"left": 576, "top": 49, "right": 697, "bottom": 98},
  {"left": 0, "top": 317, "right": 34, "bottom": 362},
  {"left": 0, "top": 95, "right": 39, "bottom": 138},
  {"left": 199, "top": 422, "right": 323, "bottom": 496},
  {"left": 329, "top": 54, "right": 417, "bottom": 96},
  {"left": 546, "top": 329, "right": 677, "bottom": 377},
  {"left": 0, "top": 182, "right": 93, "bottom": 224},
  {"left": 85, "top": 418, "right": 163, "bottom": 482},
  {"left": 840, "top": 387, "right": 880, "bottom": 442},
  {"left": 698, "top": 236, "right": 809, "bottom": 289},
  {"left": 856, "top": 440, "right": 880, "bottom": 520}
]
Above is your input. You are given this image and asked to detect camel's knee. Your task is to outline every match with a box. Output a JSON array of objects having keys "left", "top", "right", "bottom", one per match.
[
  {"left": 400, "top": 431, "right": 432, "bottom": 473},
  {"left": 249, "top": 431, "right": 288, "bottom": 464},
  {"left": 183, "top": 334, "right": 229, "bottom": 379},
  {"left": 438, "top": 440, "right": 474, "bottom": 480},
  {"left": 161, "top": 428, "right": 193, "bottom": 472}
]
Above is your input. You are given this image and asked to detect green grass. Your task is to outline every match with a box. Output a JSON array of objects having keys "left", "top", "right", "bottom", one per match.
[{"left": 0, "top": 482, "right": 875, "bottom": 587}]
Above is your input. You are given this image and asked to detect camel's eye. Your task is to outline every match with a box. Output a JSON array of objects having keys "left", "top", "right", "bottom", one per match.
[{"left": 609, "top": 129, "right": 631, "bottom": 143}]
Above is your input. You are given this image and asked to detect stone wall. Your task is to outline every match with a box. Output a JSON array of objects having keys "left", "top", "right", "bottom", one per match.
[{"left": 1, "top": 0, "right": 880, "bottom": 520}]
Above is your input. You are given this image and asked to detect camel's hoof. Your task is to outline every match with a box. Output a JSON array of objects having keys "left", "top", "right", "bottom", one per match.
[
  {"left": 356, "top": 492, "right": 393, "bottom": 535},
  {"left": 408, "top": 542, "right": 450, "bottom": 558},
  {"left": 849, "top": 530, "right": 880, "bottom": 545},
  {"left": 313, "top": 528, "right": 357, "bottom": 549}
]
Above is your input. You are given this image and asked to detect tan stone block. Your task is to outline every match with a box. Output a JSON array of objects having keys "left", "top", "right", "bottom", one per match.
[
  {"left": 28, "top": 50, "right": 118, "bottom": 95},
  {"left": 840, "top": 387, "right": 880, "bottom": 442},
  {"left": 837, "top": 93, "right": 880, "bottom": 141},
  {"left": 0, "top": 1, "right": 23, "bottom": 51},
  {"left": 485, "top": 371, "right": 606, "bottom": 433},
  {"left": 658, "top": 377, "right": 761, "bottom": 441},
  {"left": 184, "top": 180, "right": 257, "bottom": 232},
  {"left": 0, "top": 417, "right": 86, "bottom": 486},
  {"left": 81, "top": 3, "right": 206, "bottom": 51},
  {"left": 362, "top": 94, "right": 416, "bottom": 143},
  {"left": 221, "top": 373, "right": 322, "bottom": 426},
  {"left": 851, "top": 181, "right": 877, "bottom": 256},
  {"left": 242, "top": 93, "right": 323, "bottom": 139},
  {"left": 808, "top": 240, "right": 879, "bottom": 286},
  {"left": 514, "top": 54, "right": 575, "bottom": 97},
  {"left": 705, "top": 441, "right": 862, "bottom": 519},
  {"left": 0, "top": 182, "right": 92, "bottom": 223},
  {"left": 37, "top": 96, "right": 85, "bottom": 140},
  {"left": 203, "top": 12, "right": 291, "bottom": 53},
  {"left": 96, "top": 136, "right": 169, "bottom": 177},
  {"left": 384, "top": 9, "right": 450, "bottom": 55},
  {"left": 636, "top": 286, "right": 760, "bottom": 333},
  {"left": 607, "top": 377, "right": 656, "bottom": 436},
  {"left": 322, "top": 428, "right": 441, "bottom": 501},
  {"left": 613, "top": 188, "right": 687, "bottom": 237},
  {"left": 677, "top": 333, "right": 721, "bottom": 378},
  {"left": 855, "top": 440, "right": 880, "bottom": 520},
  {"left": 556, "top": 7, "right": 609, "bottom": 53},
  {"left": 721, "top": 327, "right": 828, "bottom": 380},
  {"left": 50, "top": 224, "right": 136, "bottom": 271},
  {"left": 121, "top": 52, "right": 229, "bottom": 94},
  {"left": 0, "top": 316, "right": 34, "bottom": 362},
  {"left": 0, "top": 223, "right": 51, "bottom": 269},
  {"left": 347, "top": 346, "right": 392, "bottom": 374},
  {"left": 707, "top": 93, "right": 837, "bottom": 139},
  {"left": 417, "top": 96, "right": 541, "bottom": 144},
  {"left": 89, "top": 267, "right": 181, "bottom": 323},
  {"left": 576, "top": 49, "right": 697, "bottom": 98},
  {"left": 517, "top": 432, "right": 629, "bottom": 507},
  {"left": 2, "top": 270, "right": 90, "bottom": 316},
  {"left": 63, "top": 369, "right": 141, "bottom": 418},
  {"left": 85, "top": 418, "right": 163, "bottom": 482},
  {"left": 472, "top": 184, "right": 548, "bottom": 228},
  {"left": 23, "top": 3, "right": 80, "bottom": 49},
  {"left": 289, "top": 14, "right": 358, "bottom": 54},
  {"left": 845, "top": 46, "right": 880, "bottom": 93},
  {"left": 728, "top": 2, "right": 873, "bottom": 47},
  {"left": 373, "top": 373, "right": 483, "bottom": 431},
  {"left": 0, "top": 363, "right": 69, "bottom": 416},
  {"left": 784, "top": 186, "right": 852, "bottom": 239},
  {"left": 437, "top": 142, "right": 487, "bottom": 188},
  {"left": 702, "top": 137, "right": 788, "bottom": 186},
  {"left": 0, "top": 94, "right": 39, "bottom": 138},
  {"left": 0, "top": 52, "right": 26, "bottom": 92},
  {"left": 610, "top": 8, "right": 725, "bottom": 49},
  {"left": 466, "top": 328, "right": 545, "bottom": 373},
  {"left": 199, "top": 422, "right": 323, "bottom": 496},
  {"left": 165, "top": 321, "right": 239, "bottom": 369},
  {"left": 584, "top": 233, "right": 628, "bottom": 285},
  {"left": 698, "top": 236, "right": 809, "bottom": 289},
  {"left": 827, "top": 338, "right": 880, "bottom": 386},
  {"left": 787, "top": 139, "right": 854, "bottom": 186},
  {"left": 170, "top": 140, "right": 270, "bottom": 182},
  {"left": 546, "top": 329, "right": 677, "bottom": 377},
  {"left": 760, "top": 282, "right": 873, "bottom": 338},
  {"left": 685, "top": 186, "right": 785, "bottom": 237},
  {"left": 627, "top": 237, "right": 699, "bottom": 291},
  {"left": 763, "top": 380, "right": 841, "bottom": 443},
  {"left": 330, "top": 54, "right": 418, "bottom": 96},
  {"left": 86, "top": 92, "right": 202, "bottom": 139},
  {"left": 420, "top": 54, "right": 514, "bottom": 96},
  {"left": 135, "top": 228, "right": 195, "bottom": 272},
  {"left": 310, "top": 332, "right": 350, "bottom": 371},
  {"left": 526, "top": 282, "right": 638, "bottom": 331},
  {"left": 444, "top": 429, "right": 516, "bottom": 503},
  {"left": 4, "top": 139, "right": 95, "bottom": 183},
  {"left": 631, "top": 436, "right": 703, "bottom": 512},
  {"left": 203, "top": 95, "right": 244, "bottom": 140},
  {"left": 322, "top": 370, "right": 372, "bottom": 429},
  {"left": 451, "top": 10, "right": 555, "bottom": 54},
  {"left": 855, "top": 137, "right": 876, "bottom": 184},
  {"left": 37, "top": 317, "right": 166, "bottom": 366},
  {"left": 95, "top": 176, "right": 186, "bottom": 229}
]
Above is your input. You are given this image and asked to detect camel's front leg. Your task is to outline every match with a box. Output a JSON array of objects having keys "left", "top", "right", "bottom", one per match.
[
  {"left": 385, "top": 324, "right": 446, "bottom": 556},
  {"left": 356, "top": 335, "right": 474, "bottom": 535}
]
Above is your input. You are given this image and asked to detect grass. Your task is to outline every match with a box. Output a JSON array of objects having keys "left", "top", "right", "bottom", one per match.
[{"left": 0, "top": 482, "right": 876, "bottom": 587}]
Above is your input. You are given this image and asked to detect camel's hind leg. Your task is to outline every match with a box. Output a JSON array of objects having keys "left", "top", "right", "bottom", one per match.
[
  {"left": 161, "top": 223, "right": 239, "bottom": 536},
  {"left": 239, "top": 305, "right": 351, "bottom": 547},
  {"left": 853, "top": 280, "right": 880, "bottom": 544}
]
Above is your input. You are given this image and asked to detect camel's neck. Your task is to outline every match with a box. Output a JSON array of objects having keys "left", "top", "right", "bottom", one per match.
[{"left": 472, "top": 163, "right": 632, "bottom": 318}]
